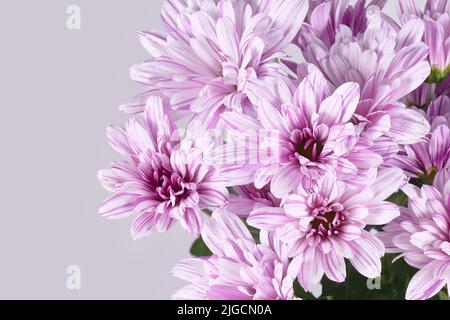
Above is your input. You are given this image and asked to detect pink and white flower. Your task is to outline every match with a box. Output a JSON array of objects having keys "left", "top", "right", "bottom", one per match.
[
  {"left": 299, "top": 1, "right": 431, "bottom": 150},
  {"left": 390, "top": 124, "right": 450, "bottom": 182},
  {"left": 98, "top": 96, "right": 229, "bottom": 238},
  {"left": 299, "top": 0, "right": 430, "bottom": 105},
  {"left": 172, "top": 210, "right": 300, "bottom": 300},
  {"left": 303, "top": 0, "right": 389, "bottom": 49},
  {"left": 398, "top": 0, "right": 450, "bottom": 78},
  {"left": 129, "top": 0, "right": 309, "bottom": 128},
  {"left": 97, "top": 0, "right": 450, "bottom": 300},
  {"left": 218, "top": 66, "right": 384, "bottom": 197},
  {"left": 397, "top": 0, "right": 450, "bottom": 108},
  {"left": 380, "top": 166, "right": 450, "bottom": 300},
  {"left": 247, "top": 168, "right": 406, "bottom": 291}
]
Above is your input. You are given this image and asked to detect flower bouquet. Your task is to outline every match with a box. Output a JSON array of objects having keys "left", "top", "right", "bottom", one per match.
[{"left": 98, "top": 0, "right": 450, "bottom": 300}]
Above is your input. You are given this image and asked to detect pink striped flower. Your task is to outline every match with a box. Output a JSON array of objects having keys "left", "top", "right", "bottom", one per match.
[
  {"left": 302, "top": 0, "right": 388, "bottom": 49},
  {"left": 398, "top": 1, "right": 450, "bottom": 108},
  {"left": 303, "top": 0, "right": 388, "bottom": 25},
  {"left": 298, "top": 0, "right": 431, "bottom": 156},
  {"left": 128, "top": 0, "right": 308, "bottom": 128},
  {"left": 218, "top": 66, "right": 384, "bottom": 197},
  {"left": 248, "top": 168, "right": 406, "bottom": 292},
  {"left": 98, "top": 96, "right": 229, "bottom": 238},
  {"left": 390, "top": 124, "right": 450, "bottom": 183},
  {"left": 299, "top": 0, "right": 430, "bottom": 106},
  {"left": 398, "top": 0, "right": 450, "bottom": 79},
  {"left": 380, "top": 166, "right": 450, "bottom": 300},
  {"left": 172, "top": 210, "right": 300, "bottom": 300}
]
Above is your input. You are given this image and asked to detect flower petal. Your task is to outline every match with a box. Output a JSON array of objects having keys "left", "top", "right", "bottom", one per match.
[
  {"left": 248, "top": 207, "right": 292, "bottom": 231},
  {"left": 349, "top": 231, "right": 384, "bottom": 279},
  {"left": 322, "top": 250, "right": 346, "bottom": 283},
  {"left": 406, "top": 261, "right": 447, "bottom": 300}
]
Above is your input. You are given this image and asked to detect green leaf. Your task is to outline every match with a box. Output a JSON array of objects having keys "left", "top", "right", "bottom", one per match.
[
  {"left": 190, "top": 237, "right": 212, "bottom": 257},
  {"left": 247, "top": 224, "right": 260, "bottom": 243},
  {"left": 387, "top": 190, "right": 408, "bottom": 207},
  {"left": 417, "top": 167, "right": 437, "bottom": 186},
  {"left": 202, "top": 208, "right": 213, "bottom": 216},
  {"left": 438, "top": 290, "right": 449, "bottom": 300}
]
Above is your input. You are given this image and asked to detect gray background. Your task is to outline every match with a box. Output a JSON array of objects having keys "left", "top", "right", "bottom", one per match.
[
  {"left": 0, "top": 0, "right": 424, "bottom": 299},
  {"left": 0, "top": 0, "right": 193, "bottom": 300}
]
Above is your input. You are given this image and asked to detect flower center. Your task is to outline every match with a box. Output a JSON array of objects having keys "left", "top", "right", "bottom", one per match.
[
  {"left": 290, "top": 129, "right": 324, "bottom": 162},
  {"left": 153, "top": 170, "right": 192, "bottom": 207},
  {"left": 296, "top": 140, "right": 324, "bottom": 162},
  {"left": 310, "top": 205, "right": 344, "bottom": 237}
]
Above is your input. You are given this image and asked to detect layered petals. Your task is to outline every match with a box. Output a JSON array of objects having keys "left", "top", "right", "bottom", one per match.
[
  {"left": 248, "top": 173, "right": 399, "bottom": 291},
  {"left": 172, "top": 210, "right": 298, "bottom": 300},
  {"left": 381, "top": 168, "right": 450, "bottom": 300},
  {"left": 98, "top": 97, "right": 229, "bottom": 238},
  {"left": 126, "top": 0, "right": 309, "bottom": 129}
]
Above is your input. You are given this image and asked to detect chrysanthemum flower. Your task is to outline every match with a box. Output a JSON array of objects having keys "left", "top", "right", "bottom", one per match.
[
  {"left": 304, "top": 0, "right": 388, "bottom": 25},
  {"left": 129, "top": 0, "right": 308, "bottom": 128},
  {"left": 97, "top": 0, "right": 450, "bottom": 301},
  {"left": 390, "top": 124, "right": 450, "bottom": 183},
  {"left": 98, "top": 96, "right": 229, "bottom": 238},
  {"left": 298, "top": 1, "right": 431, "bottom": 150},
  {"left": 300, "top": 1, "right": 430, "bottom": 107},
  {"left": 247, "top": 168, "right": 406, "bottom": 291},
  {"left": 380, "top": 166, "right": 450, "bottom": 300},
  {"left": 218, "top": 66, "right": 383, "bottom": 197},
  {"left": 303, "top": 0, "right": 387, "bottom": 48},
  {"left": 398, "top": 0, "right": 450, "bottom": 81},
  {"left": 172, "top": 210, "right": 300, "bottom": 300}
]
